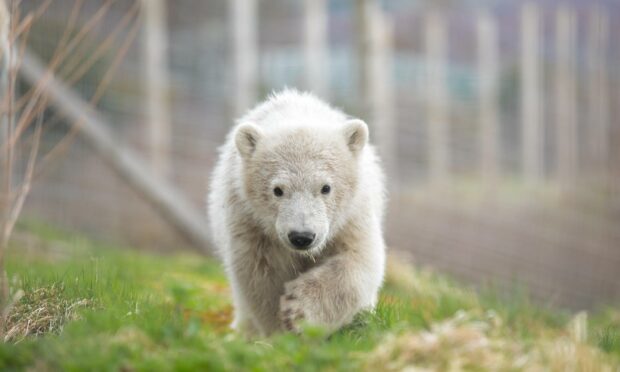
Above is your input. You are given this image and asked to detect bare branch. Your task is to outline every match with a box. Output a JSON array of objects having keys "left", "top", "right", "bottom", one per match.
[
  {"left": 1, "top": 115, "right": 41, "bottom": 251},
  {"left": 36, "top": 2, "right": 141, "bottom": 175}
]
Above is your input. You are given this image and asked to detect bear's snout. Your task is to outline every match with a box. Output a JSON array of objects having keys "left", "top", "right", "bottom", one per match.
[{"left": 288, "top": 231, "right": 316, "bottom": 249}]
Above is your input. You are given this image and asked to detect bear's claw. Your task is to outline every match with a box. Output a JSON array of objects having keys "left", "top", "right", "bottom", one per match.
[{"left": 279, "top": 286, "right": 305, "bottom": 332}]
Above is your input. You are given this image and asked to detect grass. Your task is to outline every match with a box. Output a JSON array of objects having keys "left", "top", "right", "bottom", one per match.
[{"left": 0, "top": 223, "right": 618, "bottom": 371}]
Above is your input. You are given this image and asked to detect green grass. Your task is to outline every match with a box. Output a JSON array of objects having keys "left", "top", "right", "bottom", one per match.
[{"left": 0, "top": 224, "right": 618, "bottom": 371}]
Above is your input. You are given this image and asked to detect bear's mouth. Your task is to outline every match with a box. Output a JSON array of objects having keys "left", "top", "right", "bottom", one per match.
[
  {"left": 285, "top": 240, "right": 317, "bottom": 253},
  {"left": 283, "top": 236, "right": 327, "bottom": 256}
]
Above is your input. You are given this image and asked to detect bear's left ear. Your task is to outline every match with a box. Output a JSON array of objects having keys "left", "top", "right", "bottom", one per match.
[{"left": 343, "top": 119, "right": 369, "bottom": 155}]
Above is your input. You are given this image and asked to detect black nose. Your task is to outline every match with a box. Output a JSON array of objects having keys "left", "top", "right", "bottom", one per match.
[{"left": 288, "top": 231, "right": 316, "bottom": 249}]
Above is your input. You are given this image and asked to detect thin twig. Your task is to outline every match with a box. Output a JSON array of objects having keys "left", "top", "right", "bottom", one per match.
[
  {"left": 36, "top": 2, "right": 141, "bottom": 174},
  {"left": 54, "top": 0, "right": 83, "bottom": 53},
  {"left": 0, "top": 0, "right": 141, "bottom": 185},
  {"left": 64, "top": 0, "right": 139, "bottom": 86},
  {"left": 0, "top": 0, "right": 114, "bottom": 154},
  {"left": 0, "top": 115, "right": 41, "bottom": 252},
  {"left": 1, "top": 0, "right": 14, "bottom": 248}
]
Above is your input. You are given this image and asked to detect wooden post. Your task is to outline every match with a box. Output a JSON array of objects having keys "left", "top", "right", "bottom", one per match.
[
  {"left": 425, "top": 10, "right": 449, "bottom": 185},
  {"left": 142, "top": 0, "right": 171, "bottom": 178},
  {"left": 477, "top": 9, "right": 499, "bottom": 190},
  {"left": 521, "top": 3, "right": 543, "bottom": 182},
  {"left": 231, "top": 0, "right": 257, "bottom": 116},
  {"left": 304, "top": 0, "right": 328, "bottom": 98},
  {"left": 19, "top": 49, "right": 213, "bottom": 254},
  {"left": 555, "top": 6, "right": 577, "bottom": 188},
  {"left": 586, "top": 6, "right": 609, "bottom": 181},
  {"left": 366, "top": 3, "right": 396, "bottom": 184}
]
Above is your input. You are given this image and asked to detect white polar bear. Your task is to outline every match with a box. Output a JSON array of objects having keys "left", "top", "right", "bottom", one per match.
[{"left": 208, "top": 89, "right": 386, "bottom": 336}]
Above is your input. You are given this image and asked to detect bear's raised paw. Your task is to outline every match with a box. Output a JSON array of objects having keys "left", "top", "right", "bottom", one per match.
[{"left": 279, "top": 284, "right": 306, "bottom": 332}]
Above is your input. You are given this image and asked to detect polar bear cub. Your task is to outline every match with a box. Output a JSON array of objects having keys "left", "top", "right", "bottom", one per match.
[{"left": 208, "top": 90, "right": 386, "bottom": 336}]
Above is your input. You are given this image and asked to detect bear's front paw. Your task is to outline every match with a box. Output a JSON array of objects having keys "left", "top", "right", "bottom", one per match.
[{"left": 279, "top": 282, "right": 306, "bottom": 332}]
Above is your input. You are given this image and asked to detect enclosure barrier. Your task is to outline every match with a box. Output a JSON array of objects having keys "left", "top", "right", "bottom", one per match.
[{"left": 19, "top": 48, "right": 213, "bottom": 254}]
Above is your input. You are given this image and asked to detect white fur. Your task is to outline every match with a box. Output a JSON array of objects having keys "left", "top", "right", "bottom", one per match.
[{"left": 207, "top": 89, "right": 386, "bottom": 336}]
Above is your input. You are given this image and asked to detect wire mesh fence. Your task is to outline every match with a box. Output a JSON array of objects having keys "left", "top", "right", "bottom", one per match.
[{"left": 7, "top": 0, "right": 620, "bottom": 309}]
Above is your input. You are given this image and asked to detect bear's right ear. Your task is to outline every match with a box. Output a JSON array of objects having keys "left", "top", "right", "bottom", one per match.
[{"left": 235, "top": 122, "right": 263, "bottom": 160}]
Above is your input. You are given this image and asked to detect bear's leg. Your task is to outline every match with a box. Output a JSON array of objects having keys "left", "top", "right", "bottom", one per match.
[
  {"left": 228, "top": 241, "right": 294, "bottom": 336},
  {"left": 231, "top": 309, "right": 259, "bottom": 336},
  {"left": 233, "top": 273, "right": 287, "bottom": 336},
  {"left": 279, "top": 241, "right": 385, "bottom": 332},
  {"left": 229, "top": 278, "right": 260, "bottom": 336}
]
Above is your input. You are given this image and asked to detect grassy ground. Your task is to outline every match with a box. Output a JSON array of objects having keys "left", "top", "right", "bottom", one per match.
[{"left": 0, "top": 223, "right": 618, "bottom": 371}]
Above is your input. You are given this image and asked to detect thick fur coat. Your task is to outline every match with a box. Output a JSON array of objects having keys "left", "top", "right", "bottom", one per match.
[{"left": 208, "top": 90, "right": 386, "bottom": 336}]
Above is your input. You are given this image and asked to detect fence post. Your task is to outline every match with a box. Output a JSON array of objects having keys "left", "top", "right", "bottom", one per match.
[
  {"left": 586, "top": 6, "right": 609, "bottom": 182},
  {"left": 521, "top": 3, "right": 543, "bottom": 183},
  {"left": 477, "top": 9, "right": 499, "bottom": 191},
  {"left": 555, "top": 6, "right": 577, "bottom": 188},
  {"left": 425, "top": 10, "right": 449, "bottom": 186},
  {"left": 304, "top": 0, "right": 328, "bottom": 98},
  {"left": 142, "top": 0, "right": 171, "bottom": 178},
  {"left": 355, "top": 0, "right": 371, "bottom": 119},
  {"left": 231, "top": 0, "right": 258, "bottom": 117},
  {"left": 366, "top": 2, "right": 396, "bottom": 184}
]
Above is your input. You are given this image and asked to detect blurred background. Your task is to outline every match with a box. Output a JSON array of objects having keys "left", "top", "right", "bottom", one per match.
[{"left": 7, "top": 0, "right": 620, "bottom": 311}]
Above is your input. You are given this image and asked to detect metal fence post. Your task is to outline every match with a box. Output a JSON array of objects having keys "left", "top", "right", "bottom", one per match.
[
  {"left": 231, "top": 0, "right": 258, "bottom": 117},
  {"left": 304, "top": 0, "right": 328, "bottom": 98},
  {"left": 521, "top": 3, "right": 543, "bottom": 183},
  {"left": 477, "top": 9, "right": 499, "bottom": 192},
  {"left": 142, "top": 0, "right": 171, "bottom": 178},
  {"left": 555, "top": 6, "right": 577, "bottom": 188},
  {"left": 425, "top": 10, "right": 449, "bottom": 186}
]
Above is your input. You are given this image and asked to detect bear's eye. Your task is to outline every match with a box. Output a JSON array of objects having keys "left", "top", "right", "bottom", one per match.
[
  {"left": 273, "top": 187, "right": 284, "bottom": 197},
  {"left": 321, "top": 184, "right": 331, "bottom": 195}
]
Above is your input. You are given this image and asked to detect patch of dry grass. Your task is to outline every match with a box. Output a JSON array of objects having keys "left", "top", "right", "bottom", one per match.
[
  {"left": 366, "top": 310, "right": 617, "bottom": 371},
  {"left": 3, "top": 283, "right": 92, "bottom": 343}
]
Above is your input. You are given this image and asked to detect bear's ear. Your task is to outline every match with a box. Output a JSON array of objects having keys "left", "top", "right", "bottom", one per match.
[
  {"left": 343, "top": 119, "right": 369, "bottom": 154},
  {"left": 235, "top": 122, "right": 263, "bottom": 160}
]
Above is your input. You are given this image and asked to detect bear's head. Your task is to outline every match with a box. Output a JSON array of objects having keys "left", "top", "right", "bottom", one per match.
[{"left": 234, "top": 119, "right": 368, "bottom": 254}]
